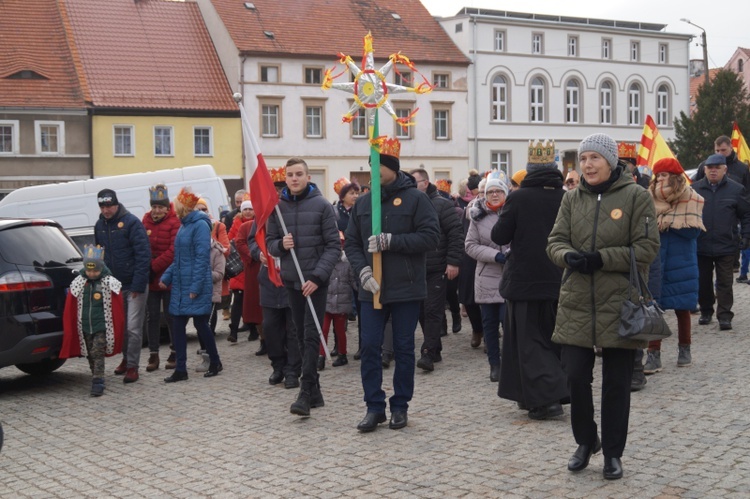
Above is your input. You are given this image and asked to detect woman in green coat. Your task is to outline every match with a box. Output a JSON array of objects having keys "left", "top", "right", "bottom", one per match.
[{"left": 547, "top": 133, "right": 659, "bottom": 480}]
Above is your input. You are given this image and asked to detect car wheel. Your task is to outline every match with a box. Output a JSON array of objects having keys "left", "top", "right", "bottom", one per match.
[{"left": 15, "top": 358, "right": 66, "bottom": 375}]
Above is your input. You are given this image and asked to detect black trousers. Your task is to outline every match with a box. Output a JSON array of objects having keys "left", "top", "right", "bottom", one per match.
[
  {"left": 561, "top": 345, "right": 635, "bottom": 459},
  {"left": 698, "top": 254, "right": 735, "bottom": 321},
  {"left": 263, "top": 306, "right": 300, "bottom": 377},
  {"left": 419, "top": 272, "right": 447, "bottom": 356},
  {"left": 286, "top": 286, "right": 327, "bottom": 392}
]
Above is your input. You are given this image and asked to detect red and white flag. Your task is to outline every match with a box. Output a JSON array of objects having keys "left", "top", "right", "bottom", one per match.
[{"left": 240, "top": 106, "right": 282, "bottom": 286}]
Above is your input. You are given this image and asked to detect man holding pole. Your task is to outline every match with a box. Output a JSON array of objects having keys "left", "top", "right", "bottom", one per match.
[
  {"left": 345, "top": 137, "right": 440, "bottom": 432},
  {"left": 266, "top": 158, "right": 340, "bottom": 416}
]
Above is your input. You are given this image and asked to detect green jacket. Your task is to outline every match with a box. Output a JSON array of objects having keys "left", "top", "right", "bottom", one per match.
[{"left": 547, "top": 170, "right": 660, "bottom": 349}]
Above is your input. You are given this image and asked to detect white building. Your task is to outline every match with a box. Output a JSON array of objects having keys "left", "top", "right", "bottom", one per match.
[
  {"left": 197, "top": 0, "right": 470, "bottom": 200},
  {"left": 439, "top": 8, "right": 692, "bottom": 175}
]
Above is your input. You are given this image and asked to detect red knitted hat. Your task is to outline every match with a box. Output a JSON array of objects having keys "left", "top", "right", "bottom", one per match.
[{"left": 652, "top": 158, "right": 684, "bottom": 176}]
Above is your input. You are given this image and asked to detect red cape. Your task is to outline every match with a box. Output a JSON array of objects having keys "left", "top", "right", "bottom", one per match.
[{"left": 60, "top": 290, "right": 125, "bottom": 359}]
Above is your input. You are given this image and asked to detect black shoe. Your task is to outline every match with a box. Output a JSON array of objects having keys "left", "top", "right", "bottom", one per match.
[
  {"left": 269, "top": 370, "right": 284, "bottom": 385},
  {"left": 316, "top": 355, "right": 326, "bottom": 371},
  {"left": 248, "top": 330, "right": 259, "bottom": 342},
  {"left": 357, "top": 412, "right": 387, "bottom": 432},
  {"left": 204, "top": 363, "right": 223, "bottom": 377},
  {"left": 353, "top": 348, "right": 362, "bottom": 360},
  {"left": 433, "top": 352, "right": 442, "bottom": 363},
  {"left": 348, "top": 313, "right": 357, "bottom": 322},
  {"left": 290, "top": 390, "right": 311, "bottom": 416},
  {"left": 698, "top": 314, "right": 712, "bottom": 325},
  {"left": 440, "top": 328, "right": 448, "bottom": 337},
  {"left": 227, "top": 332, "right": 238, "bottom": 343},
  {"left": 381, "top": 351, "right": 393, "bottom": 369},
  {"left": 255, "top": 340, "right": 267, "bottom": 356},
  {"left": 452, "top": 313, "right": 462, "bottom": 333},
  {"left": 567, "top": 436, "right": 602, "bottom": 472},
  {"left": 490, "top": 364, "right": 500, "bottom": 382},
  {"left": 631, "top": 371, "right": 647, "bottom": 392},
  {"left": 417, "top": 352, "right": 434, "bottom": 372},
  {"left": 284, "top": 375, "right": 300, "bottom": 389},
  {"left": 719, "top": 319, "right": 733, "bottom": 331},
  {"left": 310, "top": 385, "right": 325, "bottom": 408},
  {"left": 737, "top": 275, "right": 748, "bottom": 283},
  {"left": 164, "top": 371, "right": 188, "bottom": 383},
  {"left": 237, "top": 323, "right": 251, "bottom": 333},
  {"left": 603, "top": 457, "right": 623, "bottom": 480},
  {"left": 332, "top": 354, "right": 348, "bottom": 367},
  {"left": 389, "top": 411, "right": 408, "bottom": 430},
  {"left": 330, "top": 346, "right": 339, "bottom": 357},
  {"left": 528, "top": 402, "right": 564, "bottom": 420}
]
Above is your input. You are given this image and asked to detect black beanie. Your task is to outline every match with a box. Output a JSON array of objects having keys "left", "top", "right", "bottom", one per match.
[
  {"left": 97, "top": 189, "right": 119, "bottom": 206},
  {"left": 380, "top": 154, "right": 400, "bottom": 172}
]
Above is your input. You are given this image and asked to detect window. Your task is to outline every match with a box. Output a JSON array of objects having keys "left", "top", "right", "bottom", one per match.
[
  {"left": 260, "top": 65, "right": 279, "bottom": 83},
  {"left": 659, "top": 44, "right": 668, "bottom": 64},
  {"left": 494, "top": 30, "right": 505, "bottom": 52},
  {"left": 351, "top": 112, "right": 367, "bottom": 139},
  {"left": 656, "top": 84, "right": 670, "bottom": 126},
  {"left": 432, "top": 73, "right": 450, "bottom": 89},
  {"left": 490, "top": 151, "right": 510, "bottom": 173},
  {"left": 739, "top": 59, "right": 744, "bottom": 73},
  {"left": 194, "top": 126, "right": 212, "bottom": 156},
  {"left": 259, "top": 98, "right": 283, "bottom": 137},
  {"left": 395, "top": 107, "right": 413, "bottom": 139},
  {"left": 113, "top": 125, "right": 134, "bottom": 156},
  {"left": 530, "top": 77, "right": 545, "bottom": 123},
  {"left": 600, "top": 82, "right": 613, "bottom": 125},
  {"left": 532, "top": 33, "right": 544, "bottom": 54},
  {"left": 154, "top": 126, "right": 173, "bottom": 156},
  {"left": 630, "top": 41, "right": 640, "bottom": 62},
  {"left": 35, "top": 121, "right": 65, "bottom": 155},
  {"left": 455, "top": 22, "right": 463, "bottom": 33},
  {"left": 0, "top": 120, "right": 20, "bottom": 155},
  {"left": 304, "top": 67, "right": 322, "bottom": 85},
  {"left": 304, "top": 103, "right": 325, "bottom": 138},
  {"left": 568, "top": 36, "right": 578, "bottom": 57},
  {"left": 602, "top": 38, "right": 611, "bottom": 59},
  {"left": 395, "top": 71, "right": 412, "bottom": 87},
  {"left": 565, "top": 80, "right": 580, "bottom": 124},
  {"left": 491, "top": 75, "right": 508, "bottom": 122},
  {"left": 433, "top": 107, "right": 450, "bottom": 140},
  {"left": 628, "top": 83, "right": 641, "bottom": 125}
]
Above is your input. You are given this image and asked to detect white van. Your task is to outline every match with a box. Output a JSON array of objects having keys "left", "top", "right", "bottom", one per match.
[{"left": 0, "top": 165, "right": 230, "bottom": 248}]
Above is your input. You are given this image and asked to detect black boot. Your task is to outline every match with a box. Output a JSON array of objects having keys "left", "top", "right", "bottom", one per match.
[
  {"left": 316, "top": 355, "right": 326, "bottom": 371},
  {"left": 310, "top": 384, "right": 325, "bottom": 408},
  {"left": 227, "top": 325, "right": 238, "bottom": 343},
  {"left": 452, "top": 312, "right": 462, "bottom": 333},
  {"left": 290, "top": 389, "right": 311, "bottom": 416},
  {"left": 255, "top": 340, "right": 267, "bottom": 356}
]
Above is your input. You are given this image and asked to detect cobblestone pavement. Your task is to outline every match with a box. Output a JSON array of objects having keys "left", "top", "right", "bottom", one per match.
[{"left": 2, "top": 281, "right": 750, "bottom": 498}]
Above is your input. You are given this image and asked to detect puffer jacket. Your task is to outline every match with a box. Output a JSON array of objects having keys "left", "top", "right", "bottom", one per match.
[
  {"left": 547, "top": 168, "right": 660, "bottom": 349},
  {"left": 659, "top": 228, "right": 700, "bottom": 310},
  {"left": 326, "top": 253, "right": 357, "bottom": 314},
  {"left": 142, "top": 208, "right": 180, "bottom": 291},
  {"left": 345, "top": 171, "right": 440, "bottom": 304},
  {"left": 425, "top": 183, "right": 464, "bottom": 274},
  {"left": 464, "top": 199, "right": 508, "bottom": 304},
  {"left": 161, "top": 211, "right": 213, "bottom": 316},
  {"left": 228, "top": 214, "right": 253, "bottom": 290},
  {"left": 249, "top": 221, "right": 289, "bottom": 309},
  {"left": 693, "top": 176, "right": 750, "bottom": 256},
  {"left": 266, "top": 184, "right": 340, "bottom": 290},
  {"left": 210, "top": 239, "right": 225, "bottom": 303},
  {"left": 94, "top": 205, "right": 150, "bottom": 293}
]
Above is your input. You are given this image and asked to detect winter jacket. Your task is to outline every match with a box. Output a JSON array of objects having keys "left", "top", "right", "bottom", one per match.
[
  {"left": 693, "top": 150, "right": 750, "bottom": 191},
  {"left": 142, "top": 208, "right": 180, "bottom": 291},
  {"left": 210, "top": 239, "right": 225, "bottom": 303},
  {"left": 161, "top": 211, "right": 213, "bottom": 317},
  {"left": 228, "top": 214, "right": 253, "bottom": 291},
  {"left": 334, "top": 201, "right": 354, "bottom": 233},
  {"left": 547, "top": 167, "right": 660, "bottom": 350},
  {"left": 491, "top": 168, "right": 564, "bottom": 301},
  {"left": 464, "top": 199, "right": 507, "bottom": 304},
  {"left": 249, "top": 221, "right": 289, "bottom": 309},
  {"left": 658, "top": 228, "right": 700, "bottom": 310},
  {"left": 326, "top": 253, "right": 357, "bottom": 314},
  {"left": 345, "top": 171, "right": 440, "bottom": 304},
  {"left": 693, "top": 176, "right": 750, "bottom": 256},
  {"left": 424, "top": 183, "right": 464, "bottom": 275},
  {"left": 94, "top": 205, "right": 150, "bottom": 293},
  {"left": 267, "top": 184, "right": 341, "bottom": 290}
]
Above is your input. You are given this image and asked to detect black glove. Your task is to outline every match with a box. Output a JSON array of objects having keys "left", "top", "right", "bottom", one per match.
[
  {"left": 564, "top": 252, "right": 586, "bottom": 272},
  {"left": 494, "top": 252, "right": 506, "bottom": 264},
  {"left": 741, "top": 237, "right": 750, "bottom": 250},
  {"left": 580, "top": 251, "right": 604, "bottom": 274}
]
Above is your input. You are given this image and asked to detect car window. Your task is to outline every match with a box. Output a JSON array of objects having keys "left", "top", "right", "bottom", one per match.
[{"left": 0, "top": 224, "right": 81, "bottom": 266}]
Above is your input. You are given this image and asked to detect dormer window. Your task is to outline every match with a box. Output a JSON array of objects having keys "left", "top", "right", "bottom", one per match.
[{"left": 6, "top": 70, "right": 47, "bottom": 80}]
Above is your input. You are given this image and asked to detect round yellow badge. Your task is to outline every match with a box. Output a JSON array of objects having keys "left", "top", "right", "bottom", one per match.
[
  {"left": 118, "top": 222, "right": 124, "bottom": 228},
  {"left": 146, "top": 230, "right": 152, "bottom": 236},
  {"left": 393, "top": 198, "right": 402, "bottom": 206},
  {"left": 611, "top": 209, "right": 623, "bottom": 220},
  {"left": 93, "top": 292, "right": 102, "bottom": 300}
]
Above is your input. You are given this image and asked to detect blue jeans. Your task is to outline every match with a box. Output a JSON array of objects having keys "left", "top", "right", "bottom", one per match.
[
  {"left": 360, "top": 300, "right": 420, "bottom": 414},
  {"left": 741, "top": 248, "right": 750, "bottom": 277},
  {"left": 480, "top": 302, "right": 505, "bottom": 367},
  {"left": 172, "top": 315, "right": 220, "bottom": 373}
]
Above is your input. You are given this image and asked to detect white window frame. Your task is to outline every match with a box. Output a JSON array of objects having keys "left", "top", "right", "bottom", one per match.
[
  {"left": 35, "top": 120, "right": 65, "bottom": 155},
  {"left": 432, "top": 107, "right": 451, "bottom": 141},
  {"left": 659, "top": 43, "right": 668, "bottom": 64},
  {"left": 491, "top": 75, "right": 508, "bottom": 122},
  {"left": 395, "top": 107, "right": 413, "bottom": 139},
  {"left": 193, "top": 126, "right": 213, "bottom": 157},
  {"left": 494, "top": 30, "right": 506, "bottom": 52},
  {"left": 568, "top": 36, "right": 579, "bottom": 57},
  {"left": 259, "top": 98, "right": 283, "bottom": 138},
  {"left": 530, "top": 77, "right": 545, "bottom": 123},
  {"left": 532, "top": 33, "right": 544, "bottom": 55},
  {"left": 153, "top": 126, "right": 174, "bottom": 157},
  {"left": 630, "top": 41, "right": 640, "bottom": 62},
  {"left": 260, "top": 64, "right": 280, "bottom": 83},
  {"left": 351, "top": 111, "right": 367, "bottom": 139},
  {"left": 490, "top": 151, "right": 510, "bottom": 173},
  {"left": 0, "top": 120, "right": 20, "bottom": 155},
  {"left": 656, "top": 85, "right": 670, "bottom": 127},
  {"left": 565, "top": 80, "right": 580, "bottom": 124},
  {"left": 432, "top": 72, "right": 450, "bottom": 89},
  {"left": 113, "top": 125, "right": 135, "bottom": 157},
  {"left": 395, "top": 71, "right": 412, "bottom": 87},
  {"left": 628, "top": 83, "right": 641, "bottom": 125},
  {"left": 599, "top": 82, "right": 613, "bottom": 125},
  {"left": 304, "top": 102, "right": 325, "bottom": 139},
  {"left": 602, "top": 38, "right": 611, "bottom": 60},
  {"left": 304, "top": 66, "right": 323, "bottom": 85}
]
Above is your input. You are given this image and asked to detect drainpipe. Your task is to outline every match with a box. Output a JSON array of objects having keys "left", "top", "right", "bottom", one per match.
[
  {"left": 472, "top": 16, "right": 478, "bottom": 171},
  {"left": 240, "top": 55, "right": 247, "bottom": 186}
]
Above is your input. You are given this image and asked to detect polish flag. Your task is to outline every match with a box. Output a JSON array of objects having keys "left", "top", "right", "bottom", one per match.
[{"left": 240, "top": 106, "right": 281, "bottom": 286}]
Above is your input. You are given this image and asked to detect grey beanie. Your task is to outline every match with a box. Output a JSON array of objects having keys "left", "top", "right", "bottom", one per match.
[{"left": 578, "top": 133, "right": 619, "bottom": 170}]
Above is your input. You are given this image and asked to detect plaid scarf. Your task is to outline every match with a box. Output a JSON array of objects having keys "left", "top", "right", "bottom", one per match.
[{"left": 651, "top": 182, "right": 705, "bottom": 232}]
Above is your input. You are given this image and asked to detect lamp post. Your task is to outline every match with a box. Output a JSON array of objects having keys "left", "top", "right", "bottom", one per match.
[{"left": 681, "top": 18, "right": 709, "bottom": 86}]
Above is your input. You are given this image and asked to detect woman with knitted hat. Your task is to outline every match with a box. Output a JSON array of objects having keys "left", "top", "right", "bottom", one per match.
[
  {"left": 547, "top": 133, "right": 660, "bottom": 480},
  {"left": 643, "top": 158, "right": 704, "bottom": 374}
]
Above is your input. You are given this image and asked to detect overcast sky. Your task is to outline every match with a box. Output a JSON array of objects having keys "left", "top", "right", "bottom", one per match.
[{"left": 422, "top": 0, "right": 750, "bottom": 68}]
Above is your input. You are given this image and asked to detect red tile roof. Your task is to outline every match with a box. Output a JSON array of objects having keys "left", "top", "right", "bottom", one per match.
[
  {"left": 210, "top": 0, "right": 469, "bottom": 65},
  {"left": 689, "top": 68, "right": 721, "bottom": 114},
  {"left": 0, "top": 0, "right": 85, "bottom": 108},
  {"left": 62, "top": 0, "right": 237, "bottom": 112}
]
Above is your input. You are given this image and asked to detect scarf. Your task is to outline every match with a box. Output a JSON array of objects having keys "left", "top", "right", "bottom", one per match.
[{"left": 651, "top": 182, "right": 706, "bottom": 232}]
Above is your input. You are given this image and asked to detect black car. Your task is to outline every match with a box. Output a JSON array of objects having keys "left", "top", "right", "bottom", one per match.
[{"left": 0, "top": 218, "right": 82, "bottom": 375}]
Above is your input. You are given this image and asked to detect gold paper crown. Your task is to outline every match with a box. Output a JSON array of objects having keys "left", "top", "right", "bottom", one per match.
[
  {"left": 435, "top": 179, "right": 451, "bottom": 193},
  {"left": 176, "top": 187, "right": 200, "bottom": 210},
  {"left": 617, "top": 142, "right": 637, "bottom": 159},
  {"left": 83, "top": 244, "right": 105, "bottom": 268},
  {"left": 527, "top": 140, "right": 556, "bottom": 165},
  {"left": 333, "top": 177, "right": 351, "bottom": 195},
  {"left": 149, "top": 184, "right": 168, "bottom": 202},
  {"left": 379, "top": 137, "right": 401, "bottom": 158},
  {"left": 270, "top": 167, "right": 286, "bottom": 183}
]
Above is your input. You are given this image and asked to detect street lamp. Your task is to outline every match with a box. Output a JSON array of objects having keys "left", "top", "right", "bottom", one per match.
[{"left": 680, "top": 18, "right": 709, "bottom": 86}]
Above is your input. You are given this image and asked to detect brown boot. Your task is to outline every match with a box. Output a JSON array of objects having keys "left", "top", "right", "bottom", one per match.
[
  {"left": 470, "top": 331, "right": 482, "bottom": 349},
  {"left": 165, "top": 351, "right": 176, "bottom": 370},
  {"left": 114, "top": 358, "right": 127, "bottom": 375},
  {"left": 146, "top": 353, "right": 159, "bottom": 372}
]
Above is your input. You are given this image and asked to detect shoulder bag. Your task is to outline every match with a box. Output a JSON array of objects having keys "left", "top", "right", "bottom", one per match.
[
  {"left": 224, "top": 240, "right": 244, "bottom": 279},
  {"left": 618, "top": 246, "right": 672, "bottom": 341}
]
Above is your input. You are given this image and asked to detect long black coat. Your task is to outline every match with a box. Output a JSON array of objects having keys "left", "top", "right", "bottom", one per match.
[{"left": 425, "top": 183, "right": 464, "bottom": 274}]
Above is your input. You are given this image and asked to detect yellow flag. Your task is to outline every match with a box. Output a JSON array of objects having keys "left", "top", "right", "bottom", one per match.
[
  {"left": 732, "top": 122, "right": 750, "bottom": 165},
  {"left": 636, "top": 115, "right": 676, "bottom": 175}
]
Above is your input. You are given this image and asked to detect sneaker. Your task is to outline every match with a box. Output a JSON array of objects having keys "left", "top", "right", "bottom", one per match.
[
  {"left": 417, "top": 352, "right": 434, "bottom": 372},
  {"left": 90, "top": 378, "right": 105, "bottom": 397},
  {"left": 643, "top": 350, "right": 662, "bottom": 374},
  {"left": 737, "top": 275, "right": 748, "bottom": 283},
  {"left": 631, "top": 371, "right": 647, "bottom": 391},
  {"left": 195, "top": 353, "right": 211, "bottom": 372},
  {"left": 677, "top": 345, "right": 692, "bottom": 367}
]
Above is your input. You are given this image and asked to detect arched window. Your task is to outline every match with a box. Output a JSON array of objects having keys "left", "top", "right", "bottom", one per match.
[
  {"left": 491, "top": 75, "right": 508, "bottom": 122},
  {"left": 530, "top": 77, "right": 545, "bottom": 123},
  {"left": 599, "top": 81, "right": 613, "bottom": 125},
  {"left": 628, "top": 83, "right": 641, "bottom": 125},
  {"left": 656, "top": 84, "right": 670, "bottom": 126},
  {"left": 566, "top": 79, "right": 580, "bottom": 124}
]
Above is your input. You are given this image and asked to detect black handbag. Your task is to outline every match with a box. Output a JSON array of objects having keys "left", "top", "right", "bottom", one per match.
[
  {"left": 618, "top": 247, "right": 672, "bottom": 342},
  {"left": 224, "top": 240, "right": 244, "bottom": 279}
]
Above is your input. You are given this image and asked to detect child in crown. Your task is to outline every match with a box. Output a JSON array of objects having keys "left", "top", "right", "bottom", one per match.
[{"left": 61, "top": 245, "right": 125, "bottom": 397}]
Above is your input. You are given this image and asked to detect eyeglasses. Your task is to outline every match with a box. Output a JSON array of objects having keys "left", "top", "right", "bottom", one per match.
[
  {"left": 486, "top": 189, "right": 504, "bottom": 196},
  {"left": 565, "top": 180, "right": 577, "bottom": 185}
]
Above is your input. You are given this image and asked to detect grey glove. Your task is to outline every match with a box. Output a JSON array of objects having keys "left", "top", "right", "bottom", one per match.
[
  {"left": 367, "top": 233, "right": 392, "bottom": 253},
  {"left": 359, "top": 266, "right": 380, "bottom": 294}
]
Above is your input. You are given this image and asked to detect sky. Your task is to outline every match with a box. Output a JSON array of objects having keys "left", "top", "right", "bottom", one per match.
[{"left": 422, "top": 0, "right": 750, "bottom": 68}]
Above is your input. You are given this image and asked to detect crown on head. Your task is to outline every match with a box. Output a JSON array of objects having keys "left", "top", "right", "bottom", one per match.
[
  {"left": 377, "top": 137, "right": 401, "bottom": 158},
  {"left": 435, "top": 179, "right": 451, "bottom": 193},
  {"left": 617, "top": 142, "right": 637, "bottom": 159},
  {"left": 270, "top": 167, "right": 286, "bottom": 183},
  {"left": 527, "top": 140, "right": 556, "bottom": 165},
  {"left": 149, "top": 184, "right": 168, "bottom": 202},
  {"left": 333, "top": 177, "right": 351, "bottom": 195},
  {"left": 83, "top": 244, "right": 105, "bottom": 269},
  {"left": 176, "top": 187, "right": 200, "bottom": 210}
]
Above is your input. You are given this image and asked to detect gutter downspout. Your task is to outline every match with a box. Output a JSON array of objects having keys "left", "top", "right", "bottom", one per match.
[
  {"left": 240, "top": 55, "right": 247, "bottom": 186},
  {"left": 472, "top": 15, "right": 478, "bottom": 172}
]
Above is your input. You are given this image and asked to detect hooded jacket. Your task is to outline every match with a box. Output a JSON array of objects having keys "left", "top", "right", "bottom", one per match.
[
  {"left": 94, "top": 205, "right": 151, "bottom": 293},
  {"left": 464, "top": 199, "right": 508, "bottom": 304}
]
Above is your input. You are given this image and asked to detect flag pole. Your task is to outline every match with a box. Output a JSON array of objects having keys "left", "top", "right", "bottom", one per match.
[
  {"left": 370, "top": 111, "right": 383, "bottom": 309},
  {"left": 272, "top": 205, "right": 331, "bottom": 361}
]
